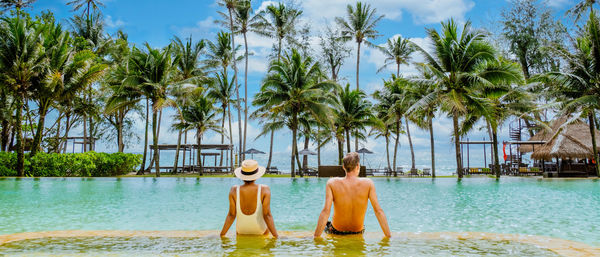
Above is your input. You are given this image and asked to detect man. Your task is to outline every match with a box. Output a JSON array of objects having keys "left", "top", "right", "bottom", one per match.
[{"left": 314, "top": 152, "right": 392, "bottom": 237}]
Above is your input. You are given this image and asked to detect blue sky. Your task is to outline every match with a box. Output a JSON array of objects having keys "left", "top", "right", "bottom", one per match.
[{"left": 27, "top": 0, "right": 575, "bottom": 173}]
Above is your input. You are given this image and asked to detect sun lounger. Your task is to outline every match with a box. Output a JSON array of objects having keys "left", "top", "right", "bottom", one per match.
[{"left": 408, "top": 168, "right": 419, "bottom": 177}]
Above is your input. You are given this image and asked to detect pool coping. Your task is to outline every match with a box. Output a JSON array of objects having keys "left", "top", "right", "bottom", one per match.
[{"left": 0, "top": 230, "right": 598, "bottom": 256}]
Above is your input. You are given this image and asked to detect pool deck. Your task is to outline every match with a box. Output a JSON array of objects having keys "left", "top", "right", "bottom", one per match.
[{"left": 0, "top": 230, "right": 598, "bottom": 257}]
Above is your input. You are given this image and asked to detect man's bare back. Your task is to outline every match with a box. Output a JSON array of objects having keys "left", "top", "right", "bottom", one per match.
[
  {"left": 328, "top": 177, "right": 371, "bottom": 231},
  {"left": 314, "top": 152, "right": 391, "bottom": 237}
]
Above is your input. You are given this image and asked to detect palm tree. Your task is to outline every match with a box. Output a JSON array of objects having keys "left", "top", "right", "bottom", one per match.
[
  {"left": 0, "top": 0, "right": 36, "bottom": 19},
  {"left": 542, "top": 11, "right": 600, "bottom": 176},
  {"left": 172, "top": 36, "right": 205, "bottom": 173},
  {"left": 567, "top": 0, "right": 597, "bottom": 22},
  {"left": 411, "top": 19, "right": 497, "bottom": 179},
  {"left": 128, "top": 43, "right": 178, "bottom": 177},
  {"left": 205, "top": 31, "right": 238, "bottom": 76},
  {"left": 249, "top": 108, "right": 284, "bottom": 169},
  {"left": 173, "top": 94, "right": 220, "bottom": 176},
  {"left": 459, "top": 59, "right": 526, "bottom": 179},
  {"left": 335, "top": 1, "right": 384, "bottom": 90},
  {"left": 0, "top": 16, "right": 46, "bottom": 176},
  {"left": 207, "top": 72, "right": 236, "bottom": 171},
  {"left": 217, "top": 0, "right": 244, "bottom": 163},
  {"left": 332, "top": 84, "right": 373, "bottom": 154},
  {"left": 369, "top": 116, "right": 392, "bottom": 173},
  {"left": 407, "top": 65, "right": 439, "bottom": 177},
  {"left": 251, "top": 2, "right": 302, "bottom": 166},
  {"left": 373, "top": 76, "right": 410, "bottom": 176},
  {"left": 31, "top": 19, "right": 106, "bottom": 155},
  {"left": 254, "top": 49, "right": 335, "bottom": 177},
  {"left": 378, "top": 36, "right": 414, "bottom": 77},
  {"left": 251, "top": 2, "right": 302, "bottom": 61},
  {"left": 66, "top": 0, "right": 104, "bottom": 22}
]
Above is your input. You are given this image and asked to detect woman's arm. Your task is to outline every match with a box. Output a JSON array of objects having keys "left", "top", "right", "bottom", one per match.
[
  {"left": 261, "top": 185, "right": 279, "bottom": 238},
  {"left": 314, "top": 180, "right": 333, "bottom": 237},
  {"left": 219, "top": 187, "right": 236, "bottom": 237}
]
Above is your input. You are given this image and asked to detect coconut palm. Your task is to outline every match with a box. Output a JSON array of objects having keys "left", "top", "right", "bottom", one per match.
[
  {"left": 411, "top": 19, "right": 497, "bottom": 179},
  {"left": 207, "top": 72, "right": 236, "bottom": 170},
  {"left": 369, "top": 116, "right": 392, "bottom": 173},
  {"left": 459, "top": 59, "right": 527, "bottom": 179},
  {"left": 254, "top": 49, "right": 335, "bottom": 177},
  {"left": 217, "top": 0, "right": 244, "bottom": 163},
  {"left": 0, "top": 16, "right": 46, "bottom": 176},
  {"left": 204, "top": 31, "right": 239, "bottom": 76},
  {"left": 0, "top": 0, "right": 35, "bottom": 19},
  {"left": 378, "top": 36, "right": 414, "bottom": 76},
  {"left": 128, "top": 43, "right": 178, "bottom": 177},
  {"left": 173, "top": 94, "right": 220, "bottom": 176},
  {"left": 332, "top": 84, "right": 373, "bottom": 153},
  {"left": 373, "top": 77, "right": 410, "bottom": 177},
  {"left": 407, "top": 64, "right": 439, "bottom": 177},
  {"left": 567, "top": 0, "right": 597, "bottom": 22},
  {"left": 541, "top": 11, "right": 600, "bottom": 176},
  {"left": 335, "top": 1, "right": 384, "bottom": 90},
  {"left": 249, "top": 108, "right": 284, "bottom": 169},
  {"left": 171, "top": 36, "right": 205, "bottom": 173},
  {"left": 66, "top": 0, "right": 104, "bottom": 22},
  {"left": 251, "top": 2, "right": 302, "bottom": 61},
  {"left": 31, "top": 19, "right": 106, "bottom": 155}
]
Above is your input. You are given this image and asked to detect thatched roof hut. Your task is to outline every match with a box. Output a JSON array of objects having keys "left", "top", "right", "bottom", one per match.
[
  {"left": 530, "top": 118, "right": 600, "bottom": 161},
  {"left": 520, "top": 116, "right": 568, "bottom": 153}
]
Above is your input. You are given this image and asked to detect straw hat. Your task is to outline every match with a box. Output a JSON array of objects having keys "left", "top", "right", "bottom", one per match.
[{"left": 234, "top": 159, "right": 266, "bottom": 181}]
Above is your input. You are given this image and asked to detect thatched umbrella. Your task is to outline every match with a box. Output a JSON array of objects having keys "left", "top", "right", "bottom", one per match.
[{"left": 531, "top": 119, "right": 600, "bottom": 161}]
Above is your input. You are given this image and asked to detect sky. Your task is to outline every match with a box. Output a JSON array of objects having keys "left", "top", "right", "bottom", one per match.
[{"left": 27, "top": 0, "right": 575, "bottom": 174}]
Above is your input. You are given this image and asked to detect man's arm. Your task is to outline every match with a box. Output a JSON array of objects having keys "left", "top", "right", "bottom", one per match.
[
  {"left": 219, "top": 187, "right": 236, "bottom": 236},
  {"left": 368, "top": 180, "right": 391, "bottom": 238},
  {"left": 314, "top": 180, "right": 334, "bottom": 237},
  {"left": 261, "top": 186, "right": 279, "bottom": 238}
]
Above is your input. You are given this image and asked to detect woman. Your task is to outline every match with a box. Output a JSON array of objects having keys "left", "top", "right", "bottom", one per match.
[{"left": 220, "top": 159, "right": 279, "bottom": 238}]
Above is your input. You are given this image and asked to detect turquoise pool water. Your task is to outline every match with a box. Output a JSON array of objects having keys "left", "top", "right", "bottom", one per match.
[{"left": 0, "top": 177, "right": 599, "bottom": 248}]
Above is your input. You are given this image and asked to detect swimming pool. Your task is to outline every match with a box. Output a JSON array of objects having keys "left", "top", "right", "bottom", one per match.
[{"left": 1, "top": 177, "right": 599, "bottom": 256}]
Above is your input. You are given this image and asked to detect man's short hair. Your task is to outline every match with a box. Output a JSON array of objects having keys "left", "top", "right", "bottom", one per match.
[{"left": 342, "top": 152, "right": 360, "bottom": 172}]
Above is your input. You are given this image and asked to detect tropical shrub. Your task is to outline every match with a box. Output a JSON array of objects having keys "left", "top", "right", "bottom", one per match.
[{"left": 0, "top": 152, "right": 142, "bottom": 177}]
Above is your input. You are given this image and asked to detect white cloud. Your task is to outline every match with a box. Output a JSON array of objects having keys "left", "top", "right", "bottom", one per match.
[
  {"left": 105, "top": 15, "right": 125, "bottom": 28},
  {"left": 176, "top": 16, "right": 218, "bottom": 39},
  {"left": 301, "top": 0, "right": 475, "bottom": 26},
  {"left": 546, "top": 0, "right": 570, "bottom": 8}
]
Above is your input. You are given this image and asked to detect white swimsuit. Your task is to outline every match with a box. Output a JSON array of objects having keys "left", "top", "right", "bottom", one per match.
[{"left": 235, "top": 185, "right": 268, "bottom": 235}]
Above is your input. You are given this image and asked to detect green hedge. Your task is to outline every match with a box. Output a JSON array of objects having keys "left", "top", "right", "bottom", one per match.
[{"left": 0, "top": 152, "right": 142, "bottom": 177}]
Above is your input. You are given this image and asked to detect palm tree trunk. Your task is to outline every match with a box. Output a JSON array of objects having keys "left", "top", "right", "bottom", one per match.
[
  {"left": 227, "top": 8, "right": 243, "bottom": 164},
  {"left": 117, "top": 109, "right": 125, "bottom": 152},
  {"left": 15, "top": 92, "right": 24, "bottom": 177},
  {"left": 393, "top": 121, "right": 400, "bottom": 177},
  {"left": 355, "top": 130, "right": 358, "bottom": 152},
  {"left": 243, "top": 31, "right": 249, "bottom": 161},
  {"left": 385, "top": 134, "right": 391, "bottom": 173},
  {"left": 356, "top": 41, "right": 361, "bottom": 90},
  {"left": 83, "top": 109, "right": 87, "bottom": 152},
  {"left": 337, "top": 137, "right": 343, "bottom": 165},
  {"left": 266, "top": 130, "right": 274, "bottom": 169},
  {"left": 173, "top": 130, "right": 182, "bottom": 174},
  {"left": 183, "top": 131, "right": 187, "bottom": 172},
  {"left": 345, "top": 129, "right": 351, "bottom": 153},
  {"left": 220, "top": 106, "right": 226, "bottom": 166},
  {"left": 428, "top": 117, "right": 436, "bottom": 178},
  {"left": 453, "top": 113, "right": 463, "bottom": 179},
  {"left": 152, "top": 108, "right": 160, "bottom": 177},
  {"left": 138, "top": 97, "right": 150, "bottom": 175},
  {"left": 1, "top": 119, "right": 9, "bottom": 152},
  {"left": 31, "top": 100, "right": 50, "bottom": 156},
  {"left": 228, "top": 104, "right": 234, "bottom": 171},
  {"left": 589, "top": 114, "right": 599, "bottom": 176},
  {"left": 291, "top": 115, "right": 298, "bottom": 178},
  {"left": 492, "top": 126, "right": 500, "bottom": 179},
  {"left": 197, "top": 130, "right": 203, "bottom": 176},
  {"left": 63, "top": 113, "right": 71, "bottom": 153},
  {"left": 405, "top": 116, "right": 415, "bottom": 170}
]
